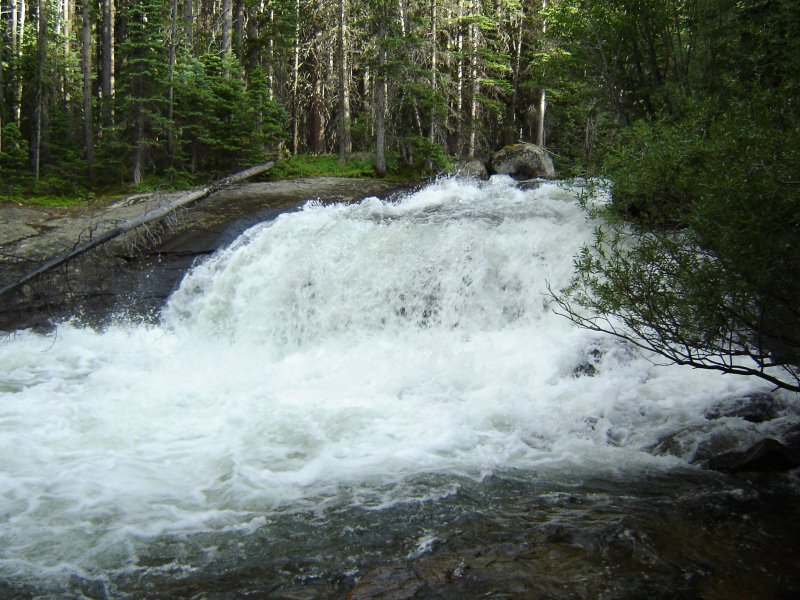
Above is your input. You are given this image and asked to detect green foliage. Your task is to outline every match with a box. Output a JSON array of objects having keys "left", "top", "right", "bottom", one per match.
[
  {"left": 551, "top": 0, "right": 800, "bottom": 390},
  {"left": 0, "top": 123, "right": 30, "bottom": 183},
  {"left": 603, "top": 115, "right": 705, "bottom": 225},
  {"left": 402, "top": 135, "right": 452, "bottom": 173},
  {"left": 268, "top": 154, "right": 379, "bottom": 179},
  {"left": 267, "top": 152, "right": 430, "bottom": 180},
  {"left": 172, "top": 55, "right": 287, "bottom": 177}
]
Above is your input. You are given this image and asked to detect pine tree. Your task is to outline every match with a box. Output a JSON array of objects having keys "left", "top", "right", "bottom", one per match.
[{"left": 116, "top": 0, "right": 169, "bottom": 184}]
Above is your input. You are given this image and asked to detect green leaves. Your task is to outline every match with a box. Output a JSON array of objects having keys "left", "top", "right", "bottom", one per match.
[{"left": 552, "top": 0, "right": 800, "bottom": 390}]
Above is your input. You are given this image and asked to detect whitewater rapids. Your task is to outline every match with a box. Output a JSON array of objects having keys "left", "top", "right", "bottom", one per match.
[{"left": 0, "top": 176, "right": 779, "bottom": 591}]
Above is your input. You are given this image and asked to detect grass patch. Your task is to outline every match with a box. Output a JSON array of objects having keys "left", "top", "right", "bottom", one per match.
[
  {"left": 265, "top": 153, "right": 433, "bottom": 181},
  {"left": 266, "top": 154, "right": 379, "bottom": 180}
]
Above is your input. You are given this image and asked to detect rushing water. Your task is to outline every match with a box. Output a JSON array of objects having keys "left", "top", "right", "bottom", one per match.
[{"left": 1, "top": 177, "right": 798, "bottom": 598}]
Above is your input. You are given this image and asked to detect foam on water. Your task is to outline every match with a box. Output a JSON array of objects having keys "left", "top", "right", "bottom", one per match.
[{"left": 0, "top": 176, "right": 776, "bottom": 583}]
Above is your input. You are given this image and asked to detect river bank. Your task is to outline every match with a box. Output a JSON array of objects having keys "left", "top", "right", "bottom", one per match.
[{"left": 0, "top": 177, "right": 416, "bottom": 331}]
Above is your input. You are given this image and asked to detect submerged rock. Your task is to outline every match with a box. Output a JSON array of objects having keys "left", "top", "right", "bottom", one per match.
[
  {"left": 572, "top": 347, "right": 603, "bottom": 378},
  {"left": 348, "top": 565, "right": 424, "bottom": 599},
  {"left": 490, "top": 143, "right": 556, "bottom": 179},
  {"left": 705, "top": 392, "right": 784, "bottom": 423},
  {"left": 706, "top": 438, "right": 800, "bottom": 473}
]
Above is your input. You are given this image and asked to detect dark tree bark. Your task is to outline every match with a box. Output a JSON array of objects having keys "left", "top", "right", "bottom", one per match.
[
  {"left": 101, "top": 0, "right": 114, "bottom": 127},
  {"left": 182, "top": 0, "right": 193, "bottom": 49},
  {"left": 310, "top": 57, "right": 326, "bottom": 154},
  {"left": 32, "top": 0, "right": 48, "bottom": 180},
  {"left": 81, "top": 0, "right": 94, "bottom": 182},
  {"left": 375, "top": 3, "right": 386, "bottom": 175},
  {"left": 291, "top": 0, "right": 301, "bottom": 154},
  {"left": 222, "top": 0, "right": 233, "bottom": 58},
  {"left": 337, "top": 0, "right": 351, "bottom": 163},
  {"left": 427, "top": 0, "right": 438, "bottom": 165}
]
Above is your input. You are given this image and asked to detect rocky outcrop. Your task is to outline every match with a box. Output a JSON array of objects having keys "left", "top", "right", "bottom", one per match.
[
  {"left": 0, "top": 178, "right": 413, "bottom": 331},
  {"left": 490, "top": 143, "right": 556, "bottom": 179}
]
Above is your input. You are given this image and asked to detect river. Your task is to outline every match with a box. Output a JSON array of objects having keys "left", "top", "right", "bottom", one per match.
[{"left": 1, "top": 176, "right": 798, "bottom": 598}]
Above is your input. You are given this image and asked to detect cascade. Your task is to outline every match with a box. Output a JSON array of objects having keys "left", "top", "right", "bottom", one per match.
[{"left": 0, "top": 177, "right": 791, "bottom": 597}]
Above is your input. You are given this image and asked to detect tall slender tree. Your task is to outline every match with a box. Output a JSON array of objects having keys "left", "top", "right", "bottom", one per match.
[
  {"left": 80, "top": 0, "right": 94, "bottom": 181},
  {"left": 336, "top": 0, "right": 351, "bottom": 163}
]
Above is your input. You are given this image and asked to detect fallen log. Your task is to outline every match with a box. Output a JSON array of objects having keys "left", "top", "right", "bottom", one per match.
[{"left": 0, "top": 161, "right": 275, "bottom": 299}]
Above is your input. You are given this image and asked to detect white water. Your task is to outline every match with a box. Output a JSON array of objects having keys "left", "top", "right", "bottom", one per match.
[{"left": 0, "top": 177, "right": 778, "bottom": 585}]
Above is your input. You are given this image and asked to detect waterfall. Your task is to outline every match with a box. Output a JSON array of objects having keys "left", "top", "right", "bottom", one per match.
[{"left": 0, "top": 176, "right": 777, "bottom": 594}]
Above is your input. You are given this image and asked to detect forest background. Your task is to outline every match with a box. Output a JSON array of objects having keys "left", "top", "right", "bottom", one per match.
[
  {"left": 1, "top": 0, "right": 798, "bottom": 391},
  {"left": 0, "top": 0, "right": 796, "bottom": 194}
]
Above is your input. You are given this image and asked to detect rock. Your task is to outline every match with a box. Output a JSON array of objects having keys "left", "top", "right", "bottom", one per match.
[
  {"left": 454, "top": 158, "right": 489, "bottom": 180},
  {"left": 705, "top": 392, "right": 784, "bottom": 423},
  {"left": 0, "top": 178, "right": 415, "bottom": 332},
  {"left": 573, "top": 363, "right": 597, "bottom": 377},
  {"left": 649, "top": 425, "right": 754, "bottom": 463},
  {"left": 706, "top": 438, "right": 800, "bottom": 473},
  {"left": 490, "top": 143, "right": 556, "bottom": 179},
  {"left": 573, "top": 347, "right": 603, "bottom": 378},
  {"left": 347, "top": 565, "right": 424, "bottom": 600}
]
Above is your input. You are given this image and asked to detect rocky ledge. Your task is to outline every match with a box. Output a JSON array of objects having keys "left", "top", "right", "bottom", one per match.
[{"left": 0, "top": 177, "right": 415, "bottom": 331}]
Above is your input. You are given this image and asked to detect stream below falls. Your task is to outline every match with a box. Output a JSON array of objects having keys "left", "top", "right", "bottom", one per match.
[{"left": 1, "top": 177, "right": 799, "bottom": 598}]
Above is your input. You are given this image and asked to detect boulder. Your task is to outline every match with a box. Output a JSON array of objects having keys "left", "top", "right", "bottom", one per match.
[
  {"left": 706, "top": 438, "right": 800, "bottom": 473},
  {"left": 490, "top": 143, "right": 556, "bottom": 179},
  {"left": 704, "top": 392, "right": 784, "bottom": 423},
  {"left": 454, "top": 158, "right": 489, "bottom": 180}
]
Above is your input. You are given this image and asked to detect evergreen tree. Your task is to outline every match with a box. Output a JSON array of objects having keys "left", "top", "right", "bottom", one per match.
[{"left": 116, "top": 0, "right": 169, "bottom": 184}]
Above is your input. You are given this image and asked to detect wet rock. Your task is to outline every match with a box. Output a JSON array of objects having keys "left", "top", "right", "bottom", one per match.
[
  {"left": 706, "top": 438, "right": 800, "bottom": 473},
  {"left": 649, "top": 425, "right": 755, "bottom": 463},
  {"left": 783, "top": 423, "right": 800, "bottom": 446},
  {"left": 490, "top": 143, "right": 556, "bottom": 179},
  {"left": 454, "top": 158, "right": 489, "bottom": 180},
  {"left": 0, "top": 178, "right": 414, "bottom": 332},
  {"left": 347, "top": 565, "right": 424, "bottom": 600},
  {"left": 705, "top": 392, "right": 784, "bottom": 423},
  {"left": 572, "top": 347, "right": 603, "bottom": 378},
  {"left": 573, "top": 363, "right": 597, "bottom": 377}
]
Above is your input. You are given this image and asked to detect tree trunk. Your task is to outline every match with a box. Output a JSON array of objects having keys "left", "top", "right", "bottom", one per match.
[
  {"left": 455, "top": 0, "right": 464, "bottom": 156},
  {"left": 59, "top": 0, "right": 73, "bottom": 101},
  {"left": 168, "top": 0, "right": 178, "bottom": 177},
  {"left": 505, "top": 5, "right": 524, "bottom": 145},
  {"left": 81, "top": 0, "right": 94, "bottom": 182},
  {"left": 427, "top": 0, "right": 437, "bottom": 168},
  {"left": 32, "top": 0, "right": 48, "bottom": 181},
  {"left": 101, "top": 0, "right": 115, "bottom": 128},
  {"left": 375, "top": 8, "right": 386, "bottom": 176},
  {"left": 0, "top": 14, "right": 4, "bottom": 151},
  {"left": 310, "top": 57, "right": 325, "bottom": 154},
  {"left": 337, "top": 0, "right": 351, "bottom": 164},
  {"left": 221, "top": 0, "right": 233, "bottom": 59},
  {"left": 536, "top": 0, "right": 548, "bottom": 147},
  {"left": 291, "top": 0, "right": 301, "bottom": 154},
  {"left": 11, "top": 0, "right": 25, "bottom": 123},
  {"left": 263, "top": 2, "right": 273, "bottom": 96},
  {"left": 132, "top": 105, "right": 144, "bottom": 185},
  {"left": 183, "top": 0, "right": 194, "bottom": 49},
  {"left": 235, "top": 0, "right": 245, "bottom": 59},
  {"left": 536, "top": 89, "right": 546, "bottom": 147},
  {"left": 468, "top": 18, "right": 478, "bottom": 157}
]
